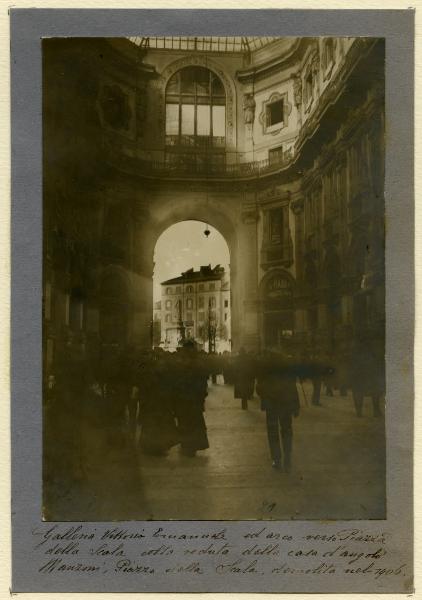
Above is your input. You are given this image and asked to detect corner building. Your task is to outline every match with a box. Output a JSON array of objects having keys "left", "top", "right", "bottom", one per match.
[
  {"left": 159, "top": 265, "right": 231, "bottom": 352},
  {"left": 43, "top": 37, "right": 385, "bottom": 373}
]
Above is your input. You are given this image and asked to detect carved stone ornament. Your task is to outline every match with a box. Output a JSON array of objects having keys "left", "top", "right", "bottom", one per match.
[
  {"left": 241, "top": 209, "right": 258, "bottom": 224},
  {"left": 290, "top": 197, "right": 304, "bottom": 215},
  {"left": 99, "top": 84, "right": 132, "bottom": 132},
  {"left": 243, "top": 93, "right": 256, "bottom": 125},
  {"left": 293, "top": 74, "right": 302, "bottom": 107},
  {"left": 259, "top": 91, "right": 292, "bottom": 136},
  {"left": 312, "top": 53, "right": 320, "bottom": 75}
]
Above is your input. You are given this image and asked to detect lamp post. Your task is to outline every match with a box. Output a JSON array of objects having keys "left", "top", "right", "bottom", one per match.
[
  {"left": 207, "top": 297, "right": 216, "bottom": 353},
  {"left": 177, "top": 299, "right": 185, "bottom": 344}
]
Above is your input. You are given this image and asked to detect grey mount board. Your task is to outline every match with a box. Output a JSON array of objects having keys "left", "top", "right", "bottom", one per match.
[{"left": 11, "top": 9, "right": 414, "bottom": 593}]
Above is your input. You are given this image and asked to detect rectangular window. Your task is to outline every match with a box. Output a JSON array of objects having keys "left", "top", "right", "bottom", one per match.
[
  {"left": 212, "top": 105, "right": 225, "bottom": 138},
  {"left": 209, "top": 283, "right": 216, "bottom": 291},
  {"left": 197, "top": 105, "right": 211, "bottom": 136},
  {"left": 325, "top": 39, "right": 335, "bottom": 68},
  {"left": 306, "top": 73, "right": 313, "bottom": 103},
  {"left": 166, "top": 103, "right": 179, "bottom": 135},
  {"left": 198, "top": 312, "right": 205, "bottom": 322},
  {"left": 270, "top": 209, "right": 284, "bottom": 244},
  {"left": 266, "top": 100, "right": 284, "bottom": 127},
  {"left": 181, "top": 104, "right": 195, "bottom": 135},
  {"left": 224, "top": 299, "right": 228, "bottom": 308},
  {"left": 224, "top": 313, "right": 228, "bottom": 321},
  {"left": 198, "top": 296, "right": 204, "bottom": 308},
  {"left": 269, "top": 145, "right": 284, "bottom": 165}
]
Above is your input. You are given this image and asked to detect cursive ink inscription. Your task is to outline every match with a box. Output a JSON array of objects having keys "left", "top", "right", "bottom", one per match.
[{"left": 31, "top": 524, "right": 409, "bottom": 590}]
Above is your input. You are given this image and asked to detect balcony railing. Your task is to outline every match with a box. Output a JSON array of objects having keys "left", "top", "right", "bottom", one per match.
[{"left": 135, "top": 149, "right": 295, "bottom": 179}]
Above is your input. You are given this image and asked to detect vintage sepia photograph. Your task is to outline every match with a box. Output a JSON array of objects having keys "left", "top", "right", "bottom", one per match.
[{"left": 42, "top": 36, "right": 386, "bottom": 522}]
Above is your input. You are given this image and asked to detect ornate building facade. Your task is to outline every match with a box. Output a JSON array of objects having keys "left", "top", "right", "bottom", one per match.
[
  {"left": 158, "top": 265, "right": 231, "bottom": 352},
  {"left": 43, "top": 36, "right": 385, "bottom": 374}
]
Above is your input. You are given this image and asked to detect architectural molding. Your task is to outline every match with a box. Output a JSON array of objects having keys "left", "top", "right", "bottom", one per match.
[
  {"left": 259, "top": 267, "right": 296, "bottom": 295},
  {"left": 290, "top": 197, "right": 304, "bottom": 215},
  {"left": 259, "top": 91, "right": 292, "bottom": 136},
  {"left": 236, "top": 38, "right": 304, "bottom": 83},
  {"left": 257, "top": 185, "right": 291, "bottom": 206}
]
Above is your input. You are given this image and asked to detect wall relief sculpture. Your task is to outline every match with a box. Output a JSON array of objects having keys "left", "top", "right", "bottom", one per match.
[
  {"left": 99, "top": 83, "right": 132, "bottom": 132},
  {"left": 243, "top": 92, "right": 256, "bottom": 125}
]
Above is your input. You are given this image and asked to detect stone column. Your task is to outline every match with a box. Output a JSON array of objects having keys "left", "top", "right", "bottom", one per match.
[
  {"left": 291, "top": 195, "right": 305, "bottom": 346},
  {"left": 290, "top": 195, "right": 305, "bottom": 281},
  {"left": 131, "top": 202, "right": 155, "bottom": 349},
  {"left": 235, "top": 204, "right": 260, "bottom": 351}
]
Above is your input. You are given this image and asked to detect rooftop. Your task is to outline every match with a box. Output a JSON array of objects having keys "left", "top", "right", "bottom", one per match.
[{"left": 161, "top": 265, "right": 226, "bottom": 285}]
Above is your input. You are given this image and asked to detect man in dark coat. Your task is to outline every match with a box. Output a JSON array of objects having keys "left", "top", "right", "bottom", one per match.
[
  {"left": 256, "top": 353, "right": 300, "bottom": 472},
  {"left": 350, "top": 341, "right": 384, "bottom": 417},
  {"left": 234, "top": 348, "right": 256, "bottom": 410}
]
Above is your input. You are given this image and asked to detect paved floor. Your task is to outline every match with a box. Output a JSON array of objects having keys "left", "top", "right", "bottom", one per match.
[
  {"left": 133, "top": 381, "right": 385, "bottom": 521},
  {"left": 46, "top": 380, "right": 385, "bottom": 521}
]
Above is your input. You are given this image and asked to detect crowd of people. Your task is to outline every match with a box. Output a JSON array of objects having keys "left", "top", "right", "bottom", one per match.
[{"left": 43, "top": 339, "right": 385, "bottom": 486}]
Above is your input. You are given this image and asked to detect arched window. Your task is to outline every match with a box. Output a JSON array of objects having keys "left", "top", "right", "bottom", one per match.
[
  {"left": 165, "top": 314, "right": 171, "bottom": 323},
  {"left": 165, "top": 299, "right": 172, "bottom": 310},
  {"left": 166, "top": 287, "right": 171, "bottom": 295},
  {"left": 186, "top": 285, "right": 193, "bottom": 293},
  {"left": 166, "top": 66, "right": 226, "bottom": 149}
]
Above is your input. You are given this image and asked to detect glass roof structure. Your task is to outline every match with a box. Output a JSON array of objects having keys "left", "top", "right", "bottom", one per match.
[{"left": 129, "top": 37, "right": 278, "bottom": 53}]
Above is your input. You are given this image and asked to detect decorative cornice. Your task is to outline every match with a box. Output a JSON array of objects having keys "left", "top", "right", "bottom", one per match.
[
  {"left": 257, "top": 185, "right": 290, "bottom": 205},
  {"left": 295, "top": 38, "right": 379, "bottom": 156},
  {"left": 236, "top": 38, "right": 304, "bottom": 83}
]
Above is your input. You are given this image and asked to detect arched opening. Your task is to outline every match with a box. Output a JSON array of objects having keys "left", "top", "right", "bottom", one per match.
[{"left": 152, "top": 220, "right": 231, "bottom": 353}]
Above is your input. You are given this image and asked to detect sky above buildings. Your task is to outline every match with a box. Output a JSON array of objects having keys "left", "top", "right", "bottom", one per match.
[{"left": 153, "top": 220, "right": 230, "bottom": 302}]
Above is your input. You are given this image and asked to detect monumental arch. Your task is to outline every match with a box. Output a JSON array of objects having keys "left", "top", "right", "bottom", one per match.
[{"left": 43, "top": 36, "right": 385, "bottom": 371}]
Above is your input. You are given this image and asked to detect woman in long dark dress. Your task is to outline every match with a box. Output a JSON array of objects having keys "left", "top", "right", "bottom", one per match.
[
  {"left": 173, "top": 342, "right": 209, "bottom": 457},
  {"left": 138, "top": 352, "right": 179, "bottom": 455}
]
